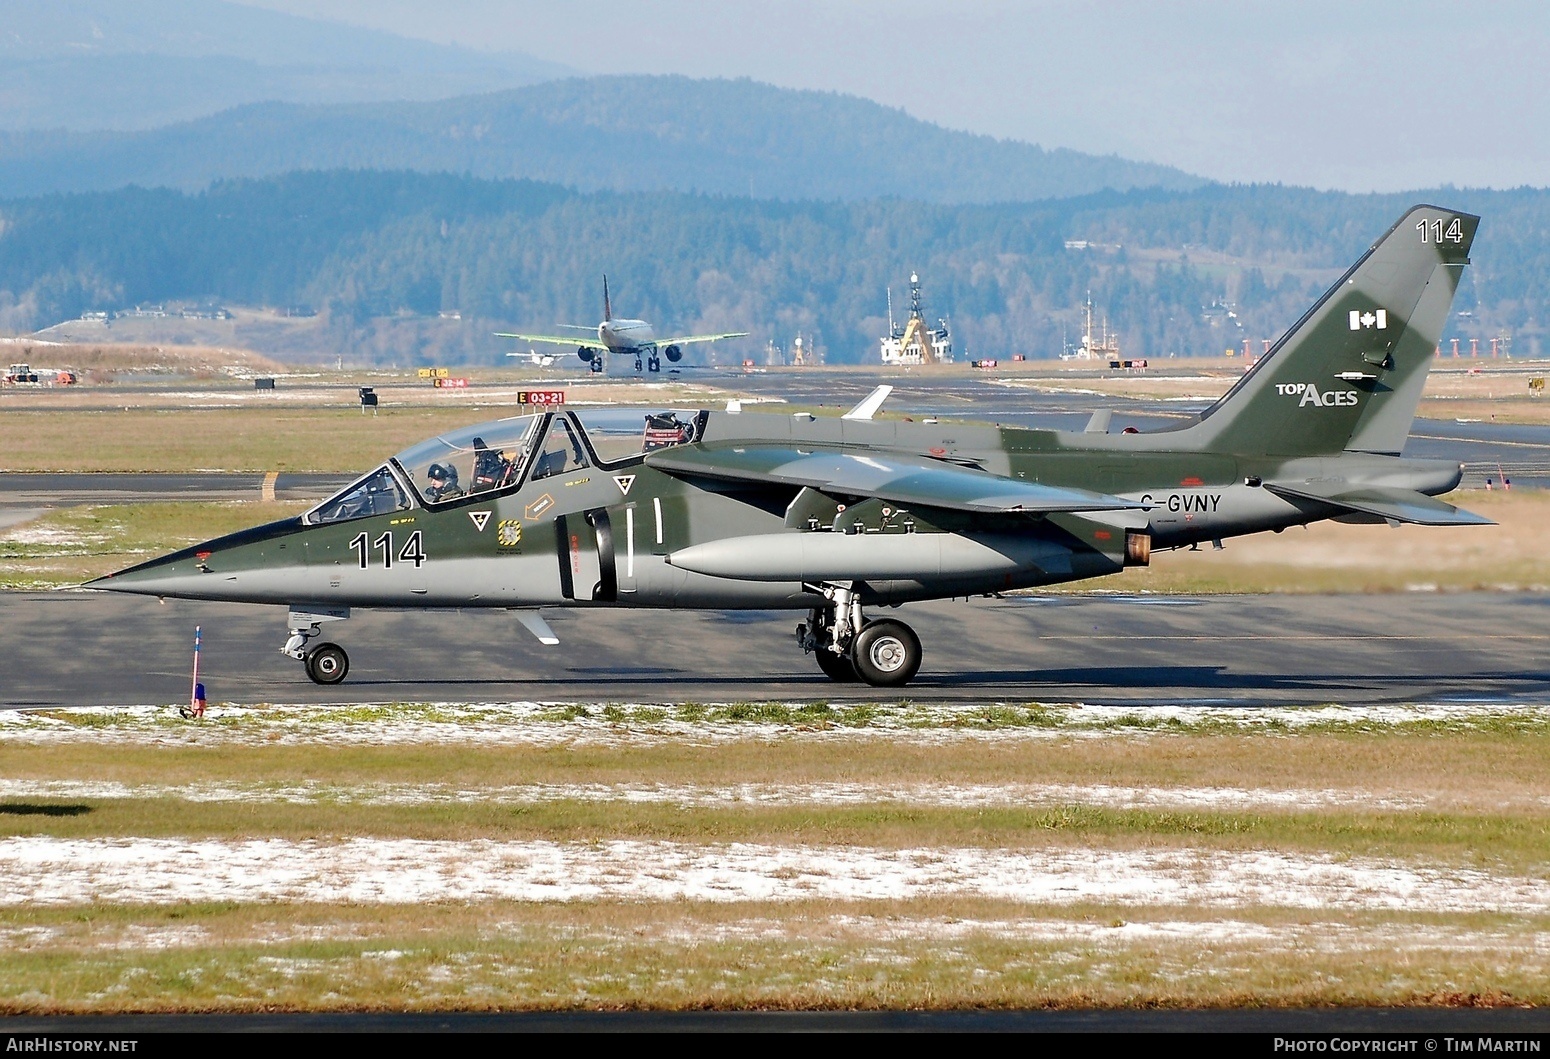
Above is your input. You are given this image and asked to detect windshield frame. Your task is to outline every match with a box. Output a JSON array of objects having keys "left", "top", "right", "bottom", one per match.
[
  {"left": 390, "top": 412, "right": 545, "bottom": 511},
  {"left": 303, "top": 462, "right": 418, "bottom": 526}
]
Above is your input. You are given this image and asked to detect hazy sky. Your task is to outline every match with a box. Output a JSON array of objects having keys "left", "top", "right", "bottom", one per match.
[{"left": 244, "top": 0, "right": 1548, "bottom": 192}]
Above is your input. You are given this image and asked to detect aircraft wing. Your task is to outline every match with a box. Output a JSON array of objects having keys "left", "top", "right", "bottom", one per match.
[
  {"left": 1265, "top": 481, "right": 1493, "bottom": 526},
  {"left": 494, "top": 332, "right": 593, "bottom": 349},
  {"left": 645, "top": 444, "right": 1145, "bottom": 515},
  {"left": 659, "top": 332, "right": 750, "bottom": 345}
]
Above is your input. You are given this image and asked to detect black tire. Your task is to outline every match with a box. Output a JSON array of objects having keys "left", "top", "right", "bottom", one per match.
[
  {"left": 851, "top": 620, "right": 922, "bottom": 687},
  {"left": 304, "top": 642, "right": 349, "bottom": 685},
  {"left": 814, "top": 647, "right": 859, "bottom": 682}
]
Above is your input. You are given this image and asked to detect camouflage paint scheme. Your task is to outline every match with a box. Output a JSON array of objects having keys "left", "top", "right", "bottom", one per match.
[{"left": 91, "top": 205, "right": 1485, "bottom": 686}]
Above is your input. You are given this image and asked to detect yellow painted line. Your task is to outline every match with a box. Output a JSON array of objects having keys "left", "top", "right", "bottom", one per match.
[{"left": 261, "top": 471, "right": 279, "bottom": 502}]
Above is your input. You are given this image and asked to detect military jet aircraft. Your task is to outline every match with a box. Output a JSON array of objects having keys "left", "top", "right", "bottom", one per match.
[
  {"left": 495, "top": 276, "right": 749, "bottom": 373},
  {"left": 91, "top": 205, "right": 1487, "bottom": 688}
]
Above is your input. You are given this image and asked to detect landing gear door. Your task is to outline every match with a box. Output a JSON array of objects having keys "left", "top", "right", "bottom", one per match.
[{"left": 555, "top": 508, "right": 616, "bottom": 602}]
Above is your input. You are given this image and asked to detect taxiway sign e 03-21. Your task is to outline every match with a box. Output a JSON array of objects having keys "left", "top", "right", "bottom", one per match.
[{"left": 91, "top": 205, "right": 1489, "bottom": 687}]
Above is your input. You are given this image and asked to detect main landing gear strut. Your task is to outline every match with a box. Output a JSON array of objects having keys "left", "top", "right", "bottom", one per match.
[
  {"left": 282, "top": 607, "right": 351, "bottom": 685},
  {"left": 796, "top": 583, "right": 922, "bottom": 688}
]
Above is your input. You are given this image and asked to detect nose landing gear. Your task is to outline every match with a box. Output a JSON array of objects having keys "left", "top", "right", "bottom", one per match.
[
  {"left": 283, "top": 606, "right": 352, "bottom": 685},
  {"left": 798, "top": 584, "right": 922, "bottom": 687}
]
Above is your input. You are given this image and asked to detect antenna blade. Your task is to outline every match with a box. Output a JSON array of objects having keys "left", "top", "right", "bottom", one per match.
[{"left": 514, "top": 610, "right": 559, "bottom": 646}]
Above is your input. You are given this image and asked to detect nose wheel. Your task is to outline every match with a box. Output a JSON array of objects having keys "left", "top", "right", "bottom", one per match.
[
  {"left": 304, "top": 642, "right": 349, "bottom": 685},
  {"left": 282, "top": 607, "right": 352, "bottom": 684}
]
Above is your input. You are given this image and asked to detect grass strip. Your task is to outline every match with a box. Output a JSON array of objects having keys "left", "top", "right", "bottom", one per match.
[
  {"left": 3, "top": 731, "right": 1547, "bottom": 807},
  {"left": 0, "top": 798, "right": 1544, "bottom": 866},
  {"left": 0, "top": 900, "right": 1545, "bottom": 1012}
]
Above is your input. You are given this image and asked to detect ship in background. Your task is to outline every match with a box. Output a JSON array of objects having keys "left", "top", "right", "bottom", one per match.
[
  {"left": 880, "top": 273, "right": 953, "bottom": 365},
  {"left": 1061, "top": 292, "right": 1122, "bottom": 361},
  {"left": 765, "top": 331, "right": 821, "bottom": 366}
]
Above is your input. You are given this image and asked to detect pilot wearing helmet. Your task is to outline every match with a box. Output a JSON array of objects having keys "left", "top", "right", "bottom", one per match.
[{"left": 423, "top": 462, "right": 463, "bottom": 503}]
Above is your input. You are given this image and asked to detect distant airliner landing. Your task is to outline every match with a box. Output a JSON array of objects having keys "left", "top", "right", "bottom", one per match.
[{"left": 496, "top": 276, "right": 748, "bottom": 373}]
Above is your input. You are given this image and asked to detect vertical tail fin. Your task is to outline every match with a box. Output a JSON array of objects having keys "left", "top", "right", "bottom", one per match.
[
  {"left": 603, "top": 275, "right": 612, "bottom": 322},
  {"left": 1183, "top": 204, "right": 1478, "bottom": 457}
]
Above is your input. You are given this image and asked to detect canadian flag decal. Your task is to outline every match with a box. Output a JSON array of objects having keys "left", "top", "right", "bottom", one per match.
[{"left": 1349, "top": 309, "right": 1387, "bottom": 330}]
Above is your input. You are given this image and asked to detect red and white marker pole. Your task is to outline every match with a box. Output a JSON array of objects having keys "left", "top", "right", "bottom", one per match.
[{"left": 188, "top": 625, "right": 206, "bottom": 719}]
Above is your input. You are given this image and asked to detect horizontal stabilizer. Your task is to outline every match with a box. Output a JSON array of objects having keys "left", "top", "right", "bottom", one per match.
[
  {"left": 1265, "top": 482, "right": 1492, "bottom": 526},
  {"left": 646, "top": 444, "right": 1145, "bottom": 515}
]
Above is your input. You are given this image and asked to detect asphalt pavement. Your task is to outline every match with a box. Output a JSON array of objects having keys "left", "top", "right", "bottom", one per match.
[{"left": 4, "top": 589, "right": 1546, "bottom": 708}]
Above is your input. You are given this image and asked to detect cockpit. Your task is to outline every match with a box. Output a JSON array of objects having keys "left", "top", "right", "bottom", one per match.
[
  {"left": 392, "top": 415, "right": 543, "bottom": 507},
  {"left": 304, "top": 408, "right": 704, "bottom": 525}
]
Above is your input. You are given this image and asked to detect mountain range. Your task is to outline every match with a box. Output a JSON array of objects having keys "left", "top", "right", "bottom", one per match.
[
  {"left": 0, "top": 0, "right": 572, "bottom": 131},
  {"left": 0, "top": 74, "right": 1204, "bottom": 204}
]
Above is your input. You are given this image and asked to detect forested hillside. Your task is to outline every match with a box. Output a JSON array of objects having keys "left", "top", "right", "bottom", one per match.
[
  {"left": 0, "top": 76, "right": 1203, "bottom": 204},
  {"left": 1, "top": 171, "right": 1543, "bottom": 364}
]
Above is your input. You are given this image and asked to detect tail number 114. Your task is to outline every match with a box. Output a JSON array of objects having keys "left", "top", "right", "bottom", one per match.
[
  {"left": 1418, "top": 217, "right": 1464, "bottom": 243},
  {"left": 348, "top": 530, "right": 426, "bottom": 569}
]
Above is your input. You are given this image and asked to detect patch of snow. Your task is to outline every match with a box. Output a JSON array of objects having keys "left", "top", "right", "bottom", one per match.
[
  {"left": 2, "top": 700, "right": 1543, "bottom": 751},
  {"left": 0, "top": 777, "right": 1438, "bottom": 811},
  {"left": 1, "top": 525, "right": 101, "bottom": 547},
  {"left": 0, "top": 838, "right": 1544, "bottom": 912}
]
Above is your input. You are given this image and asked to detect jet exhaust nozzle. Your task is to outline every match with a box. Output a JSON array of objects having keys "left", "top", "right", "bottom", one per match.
[{"left": 1125, "top": 530, "right": 1151, "bottom": 567}]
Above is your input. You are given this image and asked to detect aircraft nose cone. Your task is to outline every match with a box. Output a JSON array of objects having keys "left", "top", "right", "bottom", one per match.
[{"left": 85, "top": 550, "right": 208, "bottom": 596}]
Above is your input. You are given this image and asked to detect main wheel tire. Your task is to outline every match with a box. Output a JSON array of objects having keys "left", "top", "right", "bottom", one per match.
[
  {"left": 851, "top": 619, "right": 922, "bottom": 687},
  {"left": 304, "top": 642, "right": 349, "bottom": 685},
  {"left": 814, "top": 647, "right": 859, "bottom": 683}
]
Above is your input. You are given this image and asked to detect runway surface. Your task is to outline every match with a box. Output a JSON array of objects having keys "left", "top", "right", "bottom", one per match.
[{"left": 4, "top": 589, "right": 1547, "bottom": 708}]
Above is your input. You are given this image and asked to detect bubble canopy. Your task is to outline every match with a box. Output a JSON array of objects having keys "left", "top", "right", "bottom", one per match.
[
  {"left": 392, "top": 414, "right": 543, "bottom": 508},
  {"left": 305, "top": 409, "right": 704, "bottom": 526},
  {"left": 306, "top": 414, "right": 542, "bottom": 525}
]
